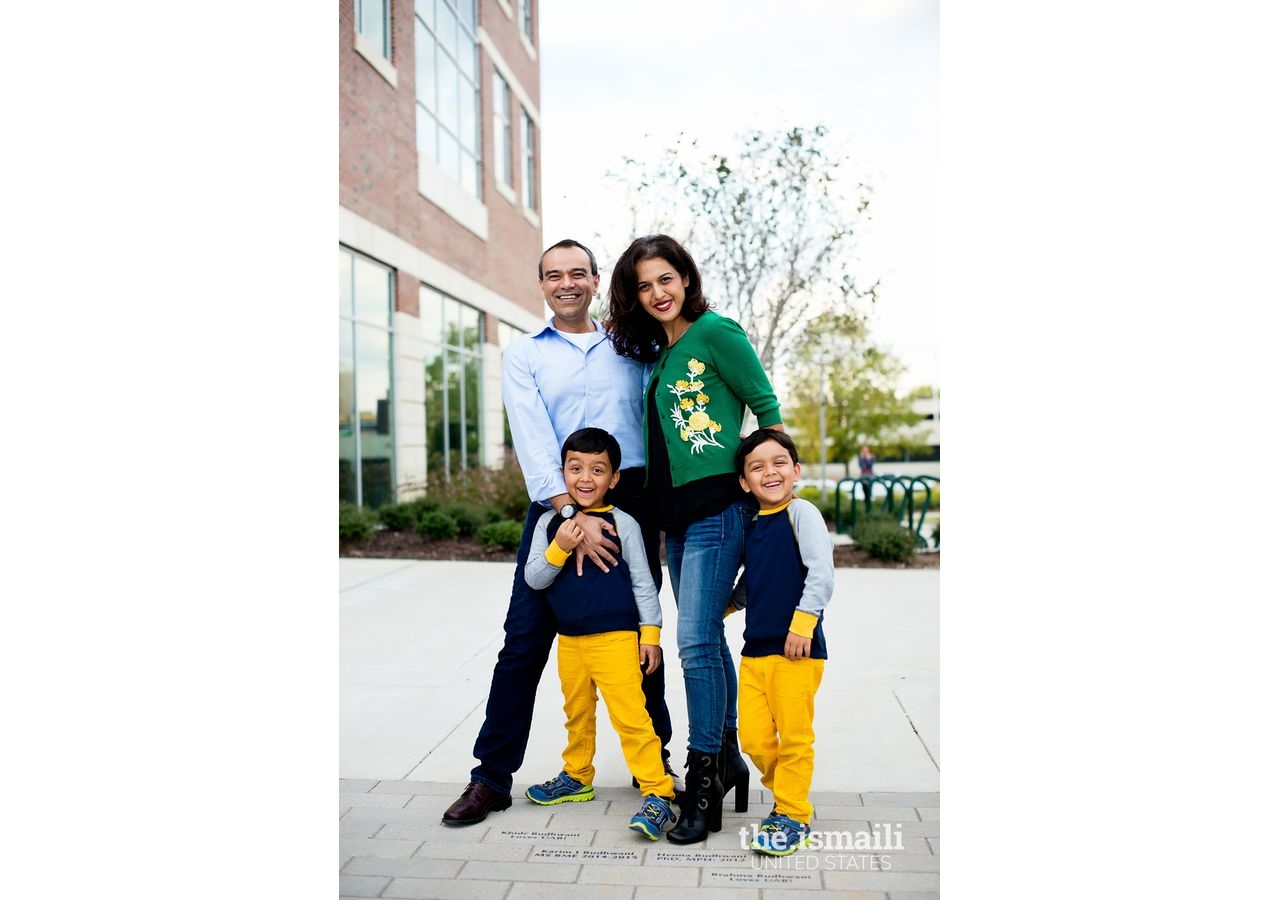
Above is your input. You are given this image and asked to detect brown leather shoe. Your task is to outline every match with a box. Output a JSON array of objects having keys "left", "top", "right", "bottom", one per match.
[{"left": 441, "top": 780, "right": 512, "bottom": 827}]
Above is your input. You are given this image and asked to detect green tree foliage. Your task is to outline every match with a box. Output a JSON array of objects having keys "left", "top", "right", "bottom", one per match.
[
  {"left": 609, "top": 125, "right": 877, "bottom": 371},
  {"left": 785, "top": 311, "right": 925, "bottom": 476}
]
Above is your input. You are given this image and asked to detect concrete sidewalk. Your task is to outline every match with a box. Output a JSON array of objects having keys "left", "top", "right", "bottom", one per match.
[{"left": 340, "top": 559, "right": 939, "bottom": 897}]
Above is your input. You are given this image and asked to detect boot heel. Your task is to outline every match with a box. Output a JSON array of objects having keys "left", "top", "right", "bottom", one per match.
[
  {"left": 709, "top": 799, "right": 722, "bottom": 833},
  {"left": 732, "top": 777, "right": 748, "bottom": 813}
]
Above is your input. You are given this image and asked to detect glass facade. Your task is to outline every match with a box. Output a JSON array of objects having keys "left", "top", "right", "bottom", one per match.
[
  {"left": 421, "top": 285, "right": 486, "bottom": 479},
  {"left": 415, "top": 0, "right": 480, "bottom": 197},
  {"left": 339, "top": 247, "right": 395, "bottom": 508}
]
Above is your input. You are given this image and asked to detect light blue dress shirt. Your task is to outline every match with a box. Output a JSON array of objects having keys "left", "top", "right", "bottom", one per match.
[{"left": 501, "top": 317, "right": 648, "bottom": 505}]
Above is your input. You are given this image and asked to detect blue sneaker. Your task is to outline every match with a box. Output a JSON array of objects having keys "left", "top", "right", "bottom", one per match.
[
  {"left": 628, "top": 794, "right": 675, "bottom": 840},
  {"left": 524, "top": 772, "right": 595, "bottom": 805},
  {"left": 751, "top": 813, "right": 811, "bottom": 856}
]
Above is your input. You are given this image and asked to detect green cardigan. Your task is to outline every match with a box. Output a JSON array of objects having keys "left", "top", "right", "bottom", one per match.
[{"left": 644, "top": 311, "right": 783, "bottom": 488}]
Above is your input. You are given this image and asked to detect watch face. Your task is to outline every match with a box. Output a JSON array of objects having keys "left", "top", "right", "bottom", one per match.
[{"left": 561, "top": 505, "right": 575, "bottom": 518}]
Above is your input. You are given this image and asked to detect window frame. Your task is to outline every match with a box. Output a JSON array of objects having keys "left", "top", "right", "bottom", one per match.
[
  {"left": 520, "top": 107, "right": 537, "bottom": 213},
  {"left": 492, "top": 72, "right": 515, "bottom": 199}
]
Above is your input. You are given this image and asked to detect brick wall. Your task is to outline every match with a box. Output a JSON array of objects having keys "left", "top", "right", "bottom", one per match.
[{"left": 339, "top": 0, "right": 544, "bottom": 330}]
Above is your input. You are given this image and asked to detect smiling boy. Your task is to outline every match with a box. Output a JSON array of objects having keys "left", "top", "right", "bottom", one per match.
[
  {"left": 729, "top": 428, "right": 835, "bottom": 857},
  {"left": 522, "top": 427, "right": 678, "bottom": 841}
]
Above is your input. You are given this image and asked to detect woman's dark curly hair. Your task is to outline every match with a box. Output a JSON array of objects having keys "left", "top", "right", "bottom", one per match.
[{"left": 604, "top": 234, "right": 711, "bottom": 363}]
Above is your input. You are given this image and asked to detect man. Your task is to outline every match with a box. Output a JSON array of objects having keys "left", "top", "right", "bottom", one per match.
[{"left": 442, "top": 239, "right": 676, "bottom": 826}]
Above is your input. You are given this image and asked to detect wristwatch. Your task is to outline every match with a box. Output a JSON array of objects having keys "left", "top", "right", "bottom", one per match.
[{"left": 559, "top": 503, "right": 577, "bottom": 520}]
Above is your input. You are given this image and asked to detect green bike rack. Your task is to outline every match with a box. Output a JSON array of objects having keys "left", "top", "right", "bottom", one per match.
[{"left": 835, "top": 474, "right": 939, "bottom": 549}]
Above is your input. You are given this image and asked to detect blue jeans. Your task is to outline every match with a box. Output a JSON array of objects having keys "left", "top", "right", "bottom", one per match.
[
  {"left": 665, "top": 499, "right": 753, "bottom": 754},
  {"left": 471, "top": 495, "right": 673, "bottom": 794}
]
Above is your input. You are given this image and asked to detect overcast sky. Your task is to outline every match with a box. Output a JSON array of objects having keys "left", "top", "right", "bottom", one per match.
[{"left": 538, "top": 0, "right": 939, "bottom": 391}]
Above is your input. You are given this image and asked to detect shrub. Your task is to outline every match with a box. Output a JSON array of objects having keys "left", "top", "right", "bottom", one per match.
[
  {"left": 477, "top": 519, "right": 525, "bottom": 550},
  {"left": 417, "top": 511, "right": 460, "bottom": 540},
  {"left": 440, "top": 502, "right": 500, "bottom": 537},
  {"left": 855, "top": 520, "right": 917, "bottom": 563},
  {"left": 850, "top": 508, "right": 900, "bottom": 544},
  {"left": 430, "top": 458, "right": 531, "bottom": 521},
  {"left": 377, "top": 501, "right": 422, "bottom": 532},
  {"left": 339, "top": 502, "right": 378, "bottom": 542}
]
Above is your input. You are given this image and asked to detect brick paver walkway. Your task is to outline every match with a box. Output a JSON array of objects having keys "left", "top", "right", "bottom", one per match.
[{"left": 340, "top": 779, "right": 939, "bottom": 899}]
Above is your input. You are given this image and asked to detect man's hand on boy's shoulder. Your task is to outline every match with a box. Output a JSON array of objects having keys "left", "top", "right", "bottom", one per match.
[
  {"left": 784, "top": 632, "right": 812, "bottom": 660},
  {"left": 639, "top": 643, "right": 662, "bottom": 675}
]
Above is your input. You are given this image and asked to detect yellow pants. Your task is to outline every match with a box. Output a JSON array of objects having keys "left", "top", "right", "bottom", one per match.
[
  {"left": 738, "top": 655, "right": 825, "bottom": 824},
  {"left": 557, "top": 631, "right": 674, "bottom": 799}
]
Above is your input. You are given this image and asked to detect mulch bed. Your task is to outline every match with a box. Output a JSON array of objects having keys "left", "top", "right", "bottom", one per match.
[{"left": 340, "top": 529, "right": 940, "bottom": 570}]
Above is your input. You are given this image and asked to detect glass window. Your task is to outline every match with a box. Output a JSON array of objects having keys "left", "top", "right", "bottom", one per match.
[
  {"left": 496, "top": 321, "right": 524, "bottom": 352},
  {"left": 354, "top": 255, "right": 392, "bottom": 326},
  {"left": 518, "top": 0, "right": 534, "bottom": 43},
  {"left": 339, "top": 247, "right": 396, "bottom": 508},
  {"left": 415, "top": 19, "right": 436, "bottom": 103},
  {"left": 357, "top": 0, "right": 391, "bottom": 58},
  {"left": 416, "top": 104, "right": 438, "bottom": 165},
  {"left": 521, "top": 109, "right": 537, "bottom": 211},
  {"left": 420, "top": 283, "right": 485, "bottom": 480},
  {"left": 339, "top": 251, "right": 353, "bottom": 316},
  {"left": 492, "top": 73, "right": 512, "bottom": 188},
  {"left": 415, "top": 0, "right": 479, "bottom": 196}
]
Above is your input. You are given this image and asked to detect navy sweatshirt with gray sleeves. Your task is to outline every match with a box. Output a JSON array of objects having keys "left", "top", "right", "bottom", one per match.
[
  {"left": 525, "top": 508, "right": 662, "bottom": 637},
  {"left": 731, "top": 498, "right": 835, "bottom": 659}
]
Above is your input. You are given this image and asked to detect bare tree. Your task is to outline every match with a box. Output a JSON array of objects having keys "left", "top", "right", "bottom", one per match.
[{"left": 609, "top": 126, "right": 878, "bottom": 371}]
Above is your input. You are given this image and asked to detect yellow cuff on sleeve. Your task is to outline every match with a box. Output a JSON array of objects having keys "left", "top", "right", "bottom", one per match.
[
  {"left": 789, "top": 610, "right": 819, "bottom": 639},
  {"left": 544, "top": 540, "right": 571, "bottom": 567},
  {"left": 639, "top": 625, "right": 661, "bottom": 646}
]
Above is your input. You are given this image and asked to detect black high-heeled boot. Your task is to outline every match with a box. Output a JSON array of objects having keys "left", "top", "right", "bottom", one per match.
[
  {"left": 719, "top": 727, "right": 750, "bottom": 813},
  {"left": 666, "top": 750, "right": 723, "bottom": 844}
]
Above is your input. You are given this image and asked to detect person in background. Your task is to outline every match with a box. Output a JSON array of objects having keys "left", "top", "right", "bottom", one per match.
[{"left": 857, "top": 444, "right": 876, "bottom": 478}]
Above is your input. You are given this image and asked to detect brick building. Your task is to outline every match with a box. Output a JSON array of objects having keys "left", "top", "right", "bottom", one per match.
[{"left": 339, "top": 0, "right": 544, "bottom": 507}]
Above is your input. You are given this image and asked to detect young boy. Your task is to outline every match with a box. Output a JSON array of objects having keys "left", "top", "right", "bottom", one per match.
[
  {"left": 523, "top": 427, "right": 678, "bottom": 840},
  {"left": 728, "top": 429, "right": 835, "bottom": 856}
]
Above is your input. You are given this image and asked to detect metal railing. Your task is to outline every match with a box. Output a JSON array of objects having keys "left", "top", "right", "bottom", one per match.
[{"left": 834, "top": 475, "right": 939, "bottom": 548}]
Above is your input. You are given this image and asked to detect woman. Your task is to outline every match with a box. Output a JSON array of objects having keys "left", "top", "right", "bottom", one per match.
[{"left": 606, "top": 234, "right": 785, "bottom": 844}]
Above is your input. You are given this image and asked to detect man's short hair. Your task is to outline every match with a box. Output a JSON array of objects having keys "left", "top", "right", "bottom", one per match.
[
  {"left": 561, "top": 427, "right": 621, "bottom": 471},
  {"left": 538, "top": 239, "right": 598, "bottom": 278}
]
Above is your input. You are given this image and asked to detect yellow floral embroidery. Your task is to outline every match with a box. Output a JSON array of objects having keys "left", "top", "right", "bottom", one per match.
[{"left": 666, "top": 358, "right": 723, "bottom": 453}]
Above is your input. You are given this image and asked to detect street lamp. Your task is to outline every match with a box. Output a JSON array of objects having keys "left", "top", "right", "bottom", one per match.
[{"left": 815, "top": 337, "right": 837, "bottom": 504}]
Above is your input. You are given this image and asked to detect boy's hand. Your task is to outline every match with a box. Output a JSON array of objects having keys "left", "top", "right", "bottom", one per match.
[
  {"left": 639, "top": 643, "right": 662, "bottom": 675},
  {"left": 783, "top": 632, "right": 812, "bottom": 660},
  {"left": 571, "top": 513, "right": 620, "bottom": 575},
  {"left": 555, "top": 519, "right": 584, "bottom": 552}
]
